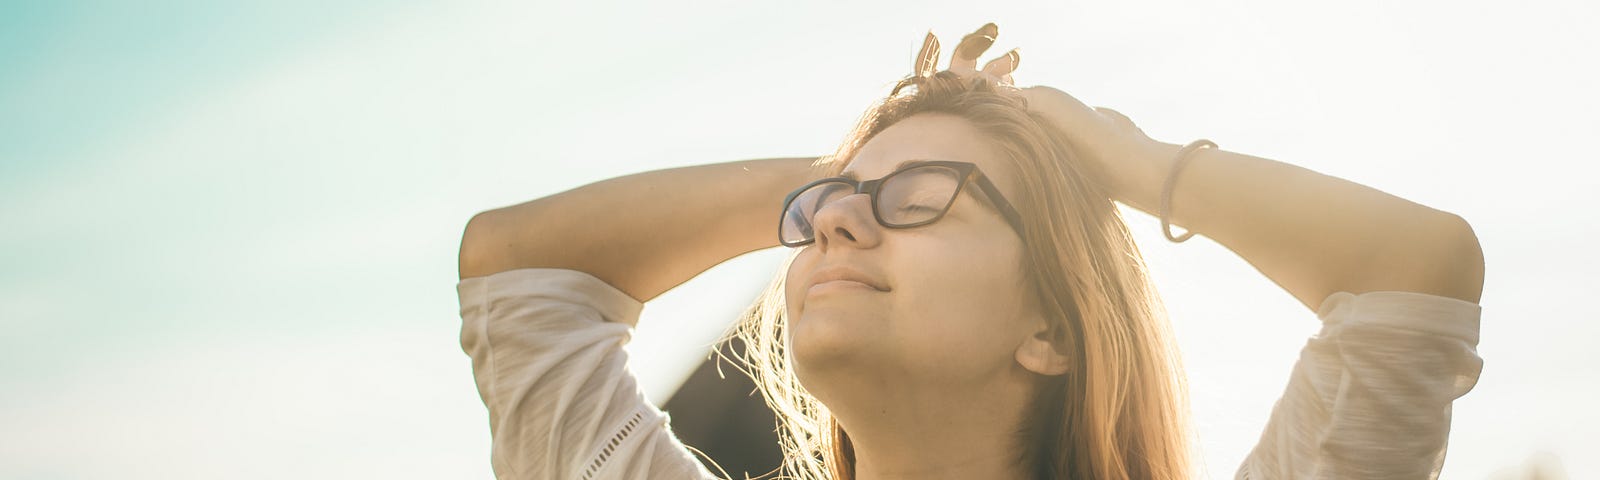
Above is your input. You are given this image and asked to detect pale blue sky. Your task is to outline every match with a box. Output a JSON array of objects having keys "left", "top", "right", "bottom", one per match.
[{"left": 2, "top": 1, "right": 1595, "bottom": 478}]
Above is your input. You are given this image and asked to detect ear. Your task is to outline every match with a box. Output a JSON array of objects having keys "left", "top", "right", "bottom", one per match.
[{"left": 1014, "top": 320, "right": 1071, "bottom": 376}]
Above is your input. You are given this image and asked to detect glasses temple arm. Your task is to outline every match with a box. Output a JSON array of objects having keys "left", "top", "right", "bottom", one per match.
[{"left": 972, "top": 174, "right": 1026, "bottom": 235}]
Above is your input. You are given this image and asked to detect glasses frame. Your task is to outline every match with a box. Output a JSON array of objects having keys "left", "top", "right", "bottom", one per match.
[{"left": 778, "top": 160, "right": 1026, "bottom": 247}]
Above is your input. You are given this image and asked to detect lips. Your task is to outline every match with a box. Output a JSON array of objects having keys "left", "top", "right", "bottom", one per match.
[{"left": 807, "top": 265, "right": 890, "bottom": 292}]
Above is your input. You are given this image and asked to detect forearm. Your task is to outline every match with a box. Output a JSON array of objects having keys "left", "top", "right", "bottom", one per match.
[
  {"left": 1114, "top": 141, "right": 1484, "bottom": 310},
  {"left": 459, "top": 156, "right": 823, "bottom": 305}
]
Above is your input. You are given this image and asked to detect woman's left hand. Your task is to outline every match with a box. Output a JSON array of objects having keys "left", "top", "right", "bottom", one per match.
[
  {"left": 1018, "top": 85, "right": 1171, "bottom": 202},
  {"left": 917, "top": 23, "right": 1172, "bottom": 200}
]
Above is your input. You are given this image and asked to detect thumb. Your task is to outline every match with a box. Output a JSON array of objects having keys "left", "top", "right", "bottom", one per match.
[
  {"left": 1094, "top": 107, "right": 1146, "bottom": 135},
  {"left": 1093, "top": 106, "right": 1128, "bottom": 123}
]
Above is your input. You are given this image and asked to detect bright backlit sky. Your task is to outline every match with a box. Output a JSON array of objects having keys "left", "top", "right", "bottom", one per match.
[{"left": 2, "top": 1, "right": 1596, "bottom": 478}]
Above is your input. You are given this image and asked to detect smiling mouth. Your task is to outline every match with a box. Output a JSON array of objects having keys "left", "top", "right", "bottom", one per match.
[{"left": 807, "top": 280, "right": 884, "bottom": 296}]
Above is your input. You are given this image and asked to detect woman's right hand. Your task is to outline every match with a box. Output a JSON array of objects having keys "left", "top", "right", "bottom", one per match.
[{"left": 915, "top": 23, "right": 1020, "bottom": 86}]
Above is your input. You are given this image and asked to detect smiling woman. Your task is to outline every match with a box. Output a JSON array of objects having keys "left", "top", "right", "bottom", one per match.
[
  {"left": 456, "top": 22, "right": 1483, "bottom": 480},
  {"left": 743, "top": 62, "right": 1194, "bottom": 480}
]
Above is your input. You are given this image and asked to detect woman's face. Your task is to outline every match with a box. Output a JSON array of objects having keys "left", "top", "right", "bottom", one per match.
[{"left": 785, "top": 112, "right": 1049, "bottom": 400}]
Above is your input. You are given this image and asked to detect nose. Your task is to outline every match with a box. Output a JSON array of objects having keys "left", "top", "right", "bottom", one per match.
[{"left": 810, "top": 193, "right": 882, "bottom": 251}]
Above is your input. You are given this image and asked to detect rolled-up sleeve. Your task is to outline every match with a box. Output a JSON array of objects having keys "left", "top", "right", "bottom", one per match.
[
  {"left": 457, "top": 268, "right": 718, "bottom": 480},
  {"left": 1236, "top": 290, "right": 1484, "bottom": 480}
]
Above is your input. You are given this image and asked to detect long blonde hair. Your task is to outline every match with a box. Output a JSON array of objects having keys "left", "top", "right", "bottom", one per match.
[{"left": 722, "top": 71, "right": 1195, "bottom": 480}]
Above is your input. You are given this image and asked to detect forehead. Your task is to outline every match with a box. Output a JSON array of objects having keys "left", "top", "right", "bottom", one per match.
[{"left": 842, "top": 113, "right": 1019, "bottom": 194}]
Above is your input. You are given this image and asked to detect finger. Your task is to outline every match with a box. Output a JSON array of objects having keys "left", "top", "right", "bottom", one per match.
[
  {"left": 950, "top": 23, "right": 998, "bottom": 73},
  {"left": 948, "top": 35, "right": 985, "bottom": 74},
  {"left": 914, "top": 30, "right": 940, "bottom": 77},
  {"left": 981, "top": 48, "right": 1020, "bottom": 78}
]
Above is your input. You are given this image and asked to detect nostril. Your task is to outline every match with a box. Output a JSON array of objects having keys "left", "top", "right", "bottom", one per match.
[{"left": 837, "top": 229, "right": 856, "bottom": 242}]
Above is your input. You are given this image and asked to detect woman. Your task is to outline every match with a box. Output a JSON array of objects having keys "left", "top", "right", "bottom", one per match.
[{"left": 456, "top": 24, "right": 1485, "bottom": 480}]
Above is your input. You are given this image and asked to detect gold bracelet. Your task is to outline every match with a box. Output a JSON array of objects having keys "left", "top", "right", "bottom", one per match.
[{"left": 1159, "top": 139, "right": 1217, "bottom": 243}]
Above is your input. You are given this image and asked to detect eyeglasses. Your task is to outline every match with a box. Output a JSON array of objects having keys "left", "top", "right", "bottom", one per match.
[{"left": 779, "top": 160, "right": 1025, "bottom": 247}]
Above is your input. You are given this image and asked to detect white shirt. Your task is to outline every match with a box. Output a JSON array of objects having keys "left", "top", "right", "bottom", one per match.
[{"left": 456, "top": 268, "right": 1483, "bottom": 479}]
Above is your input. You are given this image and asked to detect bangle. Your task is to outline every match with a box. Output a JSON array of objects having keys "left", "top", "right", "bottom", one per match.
[{"left": 1159, "top": 139, "right": 1217, "bottom": 243}]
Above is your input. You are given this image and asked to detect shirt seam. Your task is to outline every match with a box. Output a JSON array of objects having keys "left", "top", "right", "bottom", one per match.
[{"left": 475, "top": 278, "right": 502, "bottom": 454}]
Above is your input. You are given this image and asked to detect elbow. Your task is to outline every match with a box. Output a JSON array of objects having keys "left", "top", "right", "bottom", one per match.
[
  {"left": 1351, "top": 211, "right": 1486, "bottom": 304},
  {"left": 1431, "top": 213, "right": 1486, "bottom": 304},
  {"left": 1335, "top": 211, "right": 1486, "bottom": 304},
  {"left": 458, "top": 210, "right": 505, "bottom": 281}
]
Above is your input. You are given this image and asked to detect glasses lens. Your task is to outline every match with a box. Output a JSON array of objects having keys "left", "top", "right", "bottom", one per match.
[
  {"left": 878, "top": 165, "right": 963, "bottom": 226},
  {"left": 781, "top": 180, "right": 854, "bottom": 245}
]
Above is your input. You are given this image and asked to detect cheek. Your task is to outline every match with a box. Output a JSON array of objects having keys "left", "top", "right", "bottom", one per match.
[
  {"left": 783, "top": 250, "right": 815, "bottom": 316},
  {"left": 896, "top": 230, "right": 1025, "bottom": 313},
  {"left": 897, "top": 261, "right": 1017, "bottom": 332},
  {"left": 888, "top": 235, "right": 1031, "bottom": 372}
]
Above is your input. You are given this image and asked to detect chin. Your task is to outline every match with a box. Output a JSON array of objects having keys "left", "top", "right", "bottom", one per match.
[{"left": 789, "top": 309, "right": 875, "bottom": 378}]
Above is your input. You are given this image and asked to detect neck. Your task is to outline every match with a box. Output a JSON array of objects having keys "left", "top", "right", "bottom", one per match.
[{"left": 826, "top": 372, "right": 1039, "bottom": 480}]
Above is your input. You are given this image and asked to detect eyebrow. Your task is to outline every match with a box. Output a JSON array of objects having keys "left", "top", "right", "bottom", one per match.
[{"left": 839, "top": 159, "right": 927, "bottom": 181}]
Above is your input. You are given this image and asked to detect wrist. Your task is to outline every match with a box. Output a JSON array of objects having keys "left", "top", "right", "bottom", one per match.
[{"left": 1110, "top": 140, "right": 1181, "bottom": 213}]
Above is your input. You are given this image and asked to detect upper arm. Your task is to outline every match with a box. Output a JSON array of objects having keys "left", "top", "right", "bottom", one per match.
[
  {"left": 455, "top": 205, "right": 713, "bottom": 304},
  {"left": 455, "top": 157, "right": 818, "bottom": 303}
]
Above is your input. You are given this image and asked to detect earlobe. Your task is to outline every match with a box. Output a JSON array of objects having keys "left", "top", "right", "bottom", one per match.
[{"left": 1016, "top": 332, "right": 1071, "bottom": 376}]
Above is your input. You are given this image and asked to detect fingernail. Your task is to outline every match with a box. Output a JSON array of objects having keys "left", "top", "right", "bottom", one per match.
[
  {"left": 1009, "top": 48, "right": 1021, "bottom": 69},
  {"left": 977, "top": 22, "right": 998, "bottom": 37}
]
